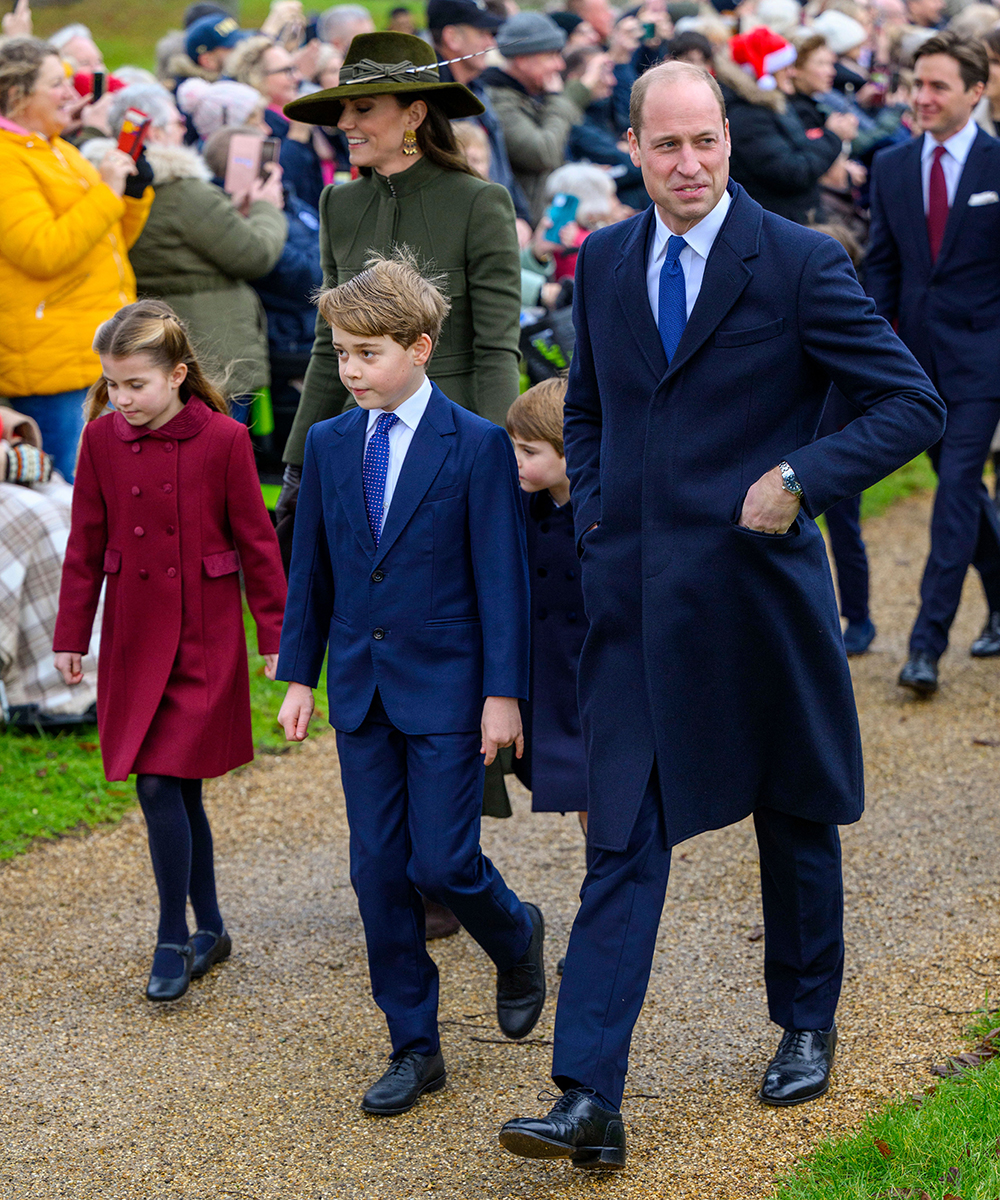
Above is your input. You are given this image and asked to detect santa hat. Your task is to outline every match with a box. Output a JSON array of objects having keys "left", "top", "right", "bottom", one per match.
[{"left": 729, "top": 26, "right": 797, "bottom": 90}]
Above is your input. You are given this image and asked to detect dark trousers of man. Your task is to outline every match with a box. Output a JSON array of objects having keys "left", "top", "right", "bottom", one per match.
[
  {"left": 551, "top": 767, "right": 844, "bottom": 1109},
  {"left": 337, "top": 691, "right": 532, "bottom": 1059},
  {"left": 910, "top": 399, "right": 1000, "bottom": 658},
  {"left": 826, "top": 495, "right": 869, "bottom": 625}
]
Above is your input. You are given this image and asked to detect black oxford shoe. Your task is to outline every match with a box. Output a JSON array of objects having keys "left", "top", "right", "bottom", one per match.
[
  {"left": 497, "top": 902, "right": 545, "bottom": 1039},
  {"left": 189, "top": 929, "right": 232, "bottom": 979},
  {"left": 759, "top": 1026, "right": 837, "bottom": 1106},
  {"left": 971, "top": 612, "right": 1000, "bottom": 657},
  {"left": 145, "top": 942, "right": 194, "bottom": 1002},
  {"left": 360, "top": 1050, "right": 446, "bottom": 1116},
  {"left": 898, "top": 651, "right": 938, "bottom": 695},
  {"left": 499, "top": 1089, "right": 626, "bottom": 1171}
]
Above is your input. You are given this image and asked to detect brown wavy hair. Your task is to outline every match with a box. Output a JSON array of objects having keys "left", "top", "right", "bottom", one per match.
[
  {"left": 0, "top": 37, "right": 57, "bottom": 117},
  {"left": 85, "top": 300, "right": 229, "bottom": 422},
  {"left": 358, "top": 95, "right": 474, "bottom": 177}
]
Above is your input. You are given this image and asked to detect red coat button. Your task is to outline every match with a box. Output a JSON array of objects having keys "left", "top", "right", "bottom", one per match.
[
  {"left": 139, "top": 569, "right": 149, "bottom": 580},
  {"left": 132, "top": 444, "right": 141, "bottom": 454},
  {"left": 167, "top": 567, "right": 177, "bottom": 578},
  {"left": 134, "top": 526, "right": 144, "bottom": 537},
  {"left": 131, "top": 486, "right": 141, "bottom": 496},
  {"left": 166, "top": 525, "right": 175, "bottom": 535},
  {"left": 163, "top": 483, "right": 173, "bottom": 493},
  {"left": 163, "top": 442, "right": 174, "bottom": 453}
]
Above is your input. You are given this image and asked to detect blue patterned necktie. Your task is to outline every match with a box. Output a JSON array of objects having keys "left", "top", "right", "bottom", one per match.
[
  {"left": 362, "top": 411, "right": 399, "bottom": 547},
  {"left": 658, "top": 234, "right": 688, "bottom": 364}
]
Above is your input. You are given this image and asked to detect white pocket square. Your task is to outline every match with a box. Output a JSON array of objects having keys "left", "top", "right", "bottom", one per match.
[{"left": 969, "top": 190, "right": 999, "bottom": 206}]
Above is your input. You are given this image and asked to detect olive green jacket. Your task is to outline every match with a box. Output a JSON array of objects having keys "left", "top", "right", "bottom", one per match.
[
  {"left": 283, "top": 156, "right": 521, "bottom": 465},
  {"left": 128, "top": 144, "right": 287, "bottom": 397}
]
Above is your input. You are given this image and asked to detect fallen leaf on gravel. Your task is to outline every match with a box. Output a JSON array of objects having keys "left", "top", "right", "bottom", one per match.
[
  {"left": 875, "top": 1139, "right": 893, "bottom": 1158},
  {"left": 747, "top": 926, "right": 764, "bottom": 942},
  {"left": 972, "top": 738, "right": 999, "bottom": 747}
]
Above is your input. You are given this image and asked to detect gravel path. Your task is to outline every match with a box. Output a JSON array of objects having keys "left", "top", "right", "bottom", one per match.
[{"left": 4, "top": 490, "right": 1000, "bottom": 1200}]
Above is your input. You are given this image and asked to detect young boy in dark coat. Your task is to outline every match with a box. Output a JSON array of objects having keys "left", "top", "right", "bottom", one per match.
[{"left": 276, "top": 254, "right": 546, "bottom": 1116}]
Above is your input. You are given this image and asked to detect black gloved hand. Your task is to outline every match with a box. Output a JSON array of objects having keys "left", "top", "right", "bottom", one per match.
[{"left": 124, "top": 149, "right": 154, "bottom": 198}]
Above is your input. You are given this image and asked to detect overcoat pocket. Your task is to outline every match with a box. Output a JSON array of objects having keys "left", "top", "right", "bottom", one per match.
[
  {"left": 714, "top": 318, "right": 785, "bottom": 348},
  {"left": 203, "top": 549, "right": 241, "bottom": 577},
  {"left": 103, "top": 549, "right": 121, "bottom": 574}
]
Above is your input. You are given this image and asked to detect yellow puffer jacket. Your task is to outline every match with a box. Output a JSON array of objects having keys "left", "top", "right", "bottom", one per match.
[{"left": 0, "top": 127, "right": 153, "bottom": 397}]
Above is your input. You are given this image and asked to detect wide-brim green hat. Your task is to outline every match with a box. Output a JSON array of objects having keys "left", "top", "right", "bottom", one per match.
[{"left": 283, "top": 32, "right": 485, "bottom": 124}]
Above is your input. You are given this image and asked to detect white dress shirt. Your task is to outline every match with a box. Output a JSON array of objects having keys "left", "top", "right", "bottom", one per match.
[
  {"left": 364, "top": 376, "right": 432, "bottom": 527},
  {"left": 646, "top": 189, "right": 731, "bottom": 326},
  {"left": 921, "top": 117, "right": 978, "bottom": 213}
]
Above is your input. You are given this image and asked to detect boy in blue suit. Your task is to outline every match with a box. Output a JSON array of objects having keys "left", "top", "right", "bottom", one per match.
[{"left": 276, "top": 254, "right": 545, "bottom": 1116}]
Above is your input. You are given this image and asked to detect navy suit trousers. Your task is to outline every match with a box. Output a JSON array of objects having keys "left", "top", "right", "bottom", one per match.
[
  {"left": 551, "top": 768, "right": 844, "bottom": 1109},
  {"left": 910, "top": 400, "right": 1000, "bottom": 657},
  {"left": 825, "top": 494, "right": 869, "bottom": 625},
  {"left": 337, "top": 692, "right": 532, "bottom": 1058}
]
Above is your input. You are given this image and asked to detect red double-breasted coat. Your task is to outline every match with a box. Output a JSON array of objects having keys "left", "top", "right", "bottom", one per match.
[{"left": 53, "top": 399, "right": 286, "bottom": 781}]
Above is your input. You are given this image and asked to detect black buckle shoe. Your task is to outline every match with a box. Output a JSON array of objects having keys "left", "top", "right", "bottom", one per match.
[
  {"left": 360, "top": 1049, "right": 446, "bottom": 1116},
  {"left": 500, "top": 1089, "right": 627, "bottom": 1171},
  {"left": 188, "top": 929, "right": 232, "bottom": 979},
  {"left": 898, "top": 651, "right": 938, "bottom": 695},
  {"left": 758, "top": 1026, "right": 837, "bottom": 1106},
  {"left": 145, "top": 942, "right": 194, "bottom": 1002},
  {"left": 971, "top": 612, "right": 1000, "bottom": 658},
  {"left": 497, "top": 902, "right": 545, "bottom": 1039}
]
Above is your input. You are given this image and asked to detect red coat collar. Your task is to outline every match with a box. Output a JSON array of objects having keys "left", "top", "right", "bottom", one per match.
[{"left": 112, "top": 397, "right": 214, "bottom": 442}]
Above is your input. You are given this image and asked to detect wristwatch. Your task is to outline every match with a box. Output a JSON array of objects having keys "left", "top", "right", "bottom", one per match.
[{"left": 778, "top": 460, "right": 803, "bottom": 498}]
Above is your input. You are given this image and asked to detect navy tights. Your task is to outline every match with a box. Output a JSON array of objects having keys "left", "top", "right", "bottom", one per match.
[{"left": 135, "top": 774, "right": 224, "bottom": 978}]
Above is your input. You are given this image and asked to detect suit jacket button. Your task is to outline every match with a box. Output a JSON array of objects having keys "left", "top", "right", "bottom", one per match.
[
  {"left": 131, "top": 486, "right": 141, "bottom": 496},
  {"left": 139, "top": 569, "right": 149, "bottom": 580},
  {"left": 167, "top": 567, "right": 177, "bottom": 578},
  {"left": 134, "top": 526, "right": 144, "bottom": 537},
  {"left": 536, "top": 567, "right": 547, "bottom": 577},
  {"left": 568, "top": 611, "right": 578, "bottom": 623},
  {"left": 565, "top": 569, "right": 576, "bottom": 580},
  {"left": 373, "top": 627, "right": 385, "bottom": 640},
  {"left": 540, "top": 522, "right": 551, "bottom": 533},
  {"left": 132, "top": 444, "right": 141, "bottom": 454},
  {"left": 371, "top": 569, "right": 384, "bottom": 582}
]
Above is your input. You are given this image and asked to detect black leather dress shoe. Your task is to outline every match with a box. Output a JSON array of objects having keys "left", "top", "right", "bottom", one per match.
[
  {"left": 189, "top": 929, "right": 231, "bottom": 979},
  {"left": 759, "top": 1026, "right": 837, "bottom": 1106},
  {"left": 499, "top": 1089, "right": 626, "bottom": 1171},
  {"left": 497, "top": 902, "right": 545, "bottom": 1039},
  {"left": 360, "top": 1049, "right": 446, "bottom": 1116},
  {"left": 898, "top": 651, "right": 939, "bottom": 695},
  {"left": 971, "top": 612, "right": 1000, "bottom": 657},
  {"left": 145, "top": 942, "right": 194, "bottom": 1002}
]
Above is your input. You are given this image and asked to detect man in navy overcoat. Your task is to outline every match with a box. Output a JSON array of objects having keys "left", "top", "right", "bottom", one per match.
[
  {"left": 865, "top": 32, "right": 1000, "bottom": 694},
  {"left": 499, "top": 60, "right": 945, "bottom": 1172}
]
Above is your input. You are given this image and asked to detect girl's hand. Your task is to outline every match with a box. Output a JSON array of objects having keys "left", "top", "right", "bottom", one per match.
[
  {"left": 481, "top": 696, "right": 523, "bottom": 766},
  {"left": 263, "top": 653, "right": 279, "bottom": 680},
  {"left": 278, "top": 682, "right": 314, "bottom": 741},
  {"left": 54, "top": 652, "right": 83, "bottom": 686}
]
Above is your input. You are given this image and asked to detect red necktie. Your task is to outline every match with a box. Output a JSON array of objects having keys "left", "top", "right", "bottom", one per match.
[{"left": 926, "top": 144, "right": 948, "bottom": 263}]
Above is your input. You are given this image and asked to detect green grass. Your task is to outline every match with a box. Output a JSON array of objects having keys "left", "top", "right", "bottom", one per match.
[
  {"left": 31, "top": 0, "right": 406, "bottom": 73},
  {"left": 0, "top": 600, "right": 323, "bottom": 859},
  {"left": 860, "top": 454, "right": 937, "bottom": 522}
]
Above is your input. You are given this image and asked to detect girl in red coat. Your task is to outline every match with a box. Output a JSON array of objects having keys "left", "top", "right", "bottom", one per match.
[{"left": 54, "top": 300, "right": 286, "bottom": 1003}]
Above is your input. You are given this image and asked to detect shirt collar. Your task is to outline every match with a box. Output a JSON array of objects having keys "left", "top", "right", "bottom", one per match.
[
  {"left": 651, "top": 189, "right": 731, "bottom": 263},
  {"left": 366, "top": 376, "right": 433, "bottom": 434},
  {"left": 922, "top": 117, "right": 978, "bottom": 166}
]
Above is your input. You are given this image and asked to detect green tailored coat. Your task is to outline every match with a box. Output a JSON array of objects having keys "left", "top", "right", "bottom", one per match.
[{"left": 282, "top": 155, "right": 521, "bottom": 466}]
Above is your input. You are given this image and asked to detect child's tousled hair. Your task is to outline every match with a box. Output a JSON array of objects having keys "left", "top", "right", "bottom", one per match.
[
  {"left": 505, "top": 377, "right": 568, "bottom": 457},
  {"left": 315, "top": 249, "right": 451, "bottom": 351},
  {"left": 85, "top": 300, "right": 229, "bottom": 422}
]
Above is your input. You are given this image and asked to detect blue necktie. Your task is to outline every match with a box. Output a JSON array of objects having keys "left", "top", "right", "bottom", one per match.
[
  {"left": 362, "top": 411, "right": 399, "bottom": 547},
  {"left": 657, "top": 234, "right": 688, "bottom": 364}
]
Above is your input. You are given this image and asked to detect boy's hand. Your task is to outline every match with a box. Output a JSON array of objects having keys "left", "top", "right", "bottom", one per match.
[
  {"left": 279, "top": 682, "right": 314, "bottom": 741},
  {"left": 481, "top": 696, "right": 523, "bottom": 766},
  {"left": 263, "top": 653, "right": 279, "bottom": 680},
  {"left": 54, "top": 652, "right": 83, "bottom": 686}
]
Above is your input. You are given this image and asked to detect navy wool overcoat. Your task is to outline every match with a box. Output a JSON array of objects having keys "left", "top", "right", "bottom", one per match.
[{"left": 566, "top": 183, "right": 945, "bottom": 852}]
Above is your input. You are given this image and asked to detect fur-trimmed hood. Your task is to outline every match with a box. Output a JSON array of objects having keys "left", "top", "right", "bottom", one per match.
[
  {"left": 144, "top": 142, "right": 213, "bottom": 186},
  {"left": 164, "top": 52, "right": 220, "bottom": 86},
  {"left": 715, "top": 55, "right": 787, "bottom": 113}
]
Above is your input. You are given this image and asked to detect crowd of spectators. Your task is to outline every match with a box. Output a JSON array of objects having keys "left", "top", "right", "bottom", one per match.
[{"left": 0, "top": 0, "right": 999, "bottom": 723}]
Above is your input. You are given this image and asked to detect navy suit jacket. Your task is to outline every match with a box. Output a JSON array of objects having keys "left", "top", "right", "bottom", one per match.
[
  {"left": 277, "top": 384, "right": 530, "bottom": 734},
  {"left": 565, "top": 182, "right": 944, "bottom": 851},
  {"left": 865, "top": 127, "right": 1000, "bottom": 404}
]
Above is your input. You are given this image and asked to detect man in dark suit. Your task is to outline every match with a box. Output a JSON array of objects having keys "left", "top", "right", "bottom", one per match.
[
  {"left": 866, "top": 32, "right": 1000, "bottom": 694},
  {"left": 497, "top": 60, "right": 944, "bottom": 1172}
]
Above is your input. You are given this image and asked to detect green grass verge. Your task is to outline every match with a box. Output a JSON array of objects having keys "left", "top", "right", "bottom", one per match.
[
  {"left": 31, "top": 0, "right": 405, "bottom": 73},
  {"left": 0, "top": 601, "right": 323, "bottom": 860},
  {"left": 860, "top": 454, "right": 937, "bottom": 522}
]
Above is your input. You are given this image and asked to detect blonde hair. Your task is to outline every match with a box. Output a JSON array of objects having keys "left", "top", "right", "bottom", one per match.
[
  {"left": 316, "top": 250, "right": 451, "bottom": 349},
  {"left": 505, "top": 377, "right": 568, "bottom": 456},
  {"left": 86, "top": 300, "right": 229, "bottom": 421},
  {"left": 226, "top": 35, "right": 275, "bottom": 92},
  {"left": 0, "top": 37, "right": 58, "bottom": 117}
]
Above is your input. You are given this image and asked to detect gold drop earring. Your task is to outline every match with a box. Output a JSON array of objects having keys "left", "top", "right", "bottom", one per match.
[{"left": 402, "top": 129, "right": 418, "bottom": 156}]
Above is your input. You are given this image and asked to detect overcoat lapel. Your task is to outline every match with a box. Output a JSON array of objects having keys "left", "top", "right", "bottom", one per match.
[
  {"left": 330, "top": 407, "right": 376, "bottom": 559},
  {"left": 373, "top": 386, "right": 454, "bottom": 565},
  {"left": 934, "top": 131, "right": 993, "bottom": 273},
  {"left": 614, "top": 206, "right": 667, "bottom": 381}
]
